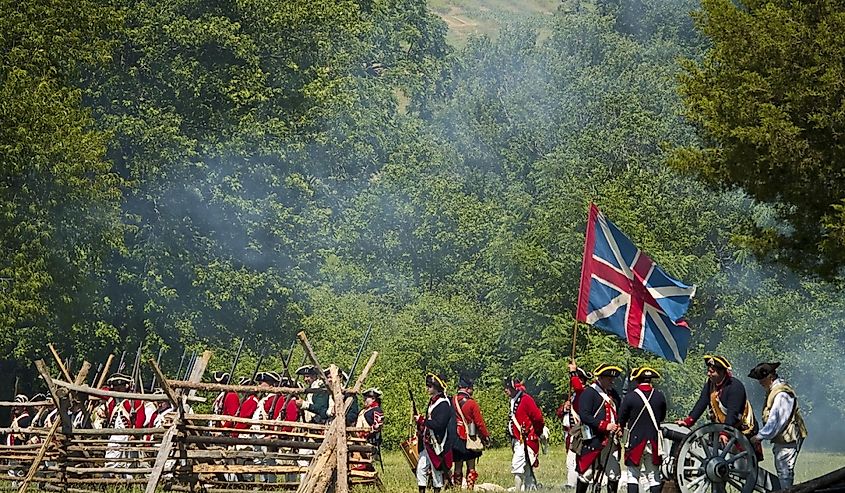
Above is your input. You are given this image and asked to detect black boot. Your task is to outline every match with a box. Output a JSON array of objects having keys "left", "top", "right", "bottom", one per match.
[
  {"left": 419, "top": 487, "right": 426, "bottom": 493},
  {"left": 628, "top": 483, "right": 639, "bottom": 493},
  {"left": 608, "top": 480, "right": 618, "bottom": 493},
  {"left": 576, "top": 480, "right": 590, "bottom": 493},
  {"left": 650, "top": 484, "right": 662, "bottom": 493}
]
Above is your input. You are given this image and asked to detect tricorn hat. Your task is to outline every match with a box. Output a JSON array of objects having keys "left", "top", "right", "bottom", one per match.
[
  {"left": 704, "top": 355, "right": 731, "bottom": 371},
  {"left": 260, "top": 371, "right": 282, "bottom": 385},
  {"left": 593, "top": 364, "right": 623, "bottom": 378},
  {"left": 279, "top": 376, "right": 295, "bottom": 387},
  {"left": 748, "top": 362, "right": 780, "bottom": 380},
  {"left": 238, "top": 376, "right": 254, "bottom": 386},
  {"left": 572, "top": 367, "right": 593, "bottom": 381},
  {"left": 630, "top": 367, "right": 661, "bottom": 380},
  {"left": 363, "top": 387, "right": 383, "bottom": 400},
  {"left": 107, "top": 373, "right": 132, "bottom": 386},
  {"left": 426, "top": 373, "right": 447, "bottom": 392},
  {"left": 212, "top": 371, "right": 230, "bottom": 384},
  {"left": 296, "top": 365, "right": 318, "bottom": 377},
  {"left": 31, "top": 393, "right": 47, "bottom": 402},
  {"left": 14, "top": 394, "right": 29, "bottom": 404}
]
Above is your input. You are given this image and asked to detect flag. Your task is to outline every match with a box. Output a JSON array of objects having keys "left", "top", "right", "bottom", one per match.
[{"left": 576, "top": 203, "right": 695, "bottom": 363}]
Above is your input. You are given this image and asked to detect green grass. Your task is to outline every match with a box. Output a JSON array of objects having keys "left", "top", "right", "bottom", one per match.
[
  {"left": 1, "top": 447, "right": 840, "bottom": 493},
  {"left": 366, "top": 447, "right": 845, "bottom": 492}
]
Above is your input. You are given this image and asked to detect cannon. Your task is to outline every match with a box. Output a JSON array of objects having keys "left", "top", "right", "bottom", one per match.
[{"left": 660, "top": 423, "right": 781, "bottom": 493}]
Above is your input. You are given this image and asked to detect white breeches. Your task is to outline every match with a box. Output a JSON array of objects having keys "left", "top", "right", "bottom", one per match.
[
  {"left": 773, "top": 440, "right": 802, "bottom": 489},
  {"left": 627, "top": 449, "right": 660, "bottom": 488},
  {"left": 566, "top": 448, "right": 578, "bottom": 487},
  {"left": 416, "top": 448, "right": 445, "bottom": 488}
]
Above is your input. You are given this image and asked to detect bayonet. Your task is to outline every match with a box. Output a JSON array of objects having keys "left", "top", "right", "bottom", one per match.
[
  {"left": 150, "top": 347, "right": 165, "bottom": 389},
  {"left": 116, "top": 350, "right": 127, "bottom": 374},
  {"left": 132, "top": 342, "right": 143, "bottom": 392},
  {"left": 229, "top": 338, "right": 245, "bottom": 383},
  {"left": 346, "top": 322, "right": 374, "bottom": 387},
  {"left": 251, "top": 346, "right": 266, "bottom": 381},
  {"left": 183, "top": 350, "right": 197, "bottom": 380},
  {"left": 175, "top": 348, "right": 187, "bottom": 379},
  {"left": 281, "top": 338, "right": 297, "bottom": 380}
]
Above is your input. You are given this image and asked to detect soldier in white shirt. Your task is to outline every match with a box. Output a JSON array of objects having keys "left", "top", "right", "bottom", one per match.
[{"left": 748, "top": 362, "right": 808, "bottom": 489}]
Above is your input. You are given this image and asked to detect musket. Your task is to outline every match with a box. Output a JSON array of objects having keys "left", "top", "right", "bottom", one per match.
[
  {"left": 228, "top": 338, "right": 245, "bottom": 383},
  {"left": 89, "top": 362, "right": 104, "bottom": 387},
  {"left": 183, "top": 350, "right": 197, "bottom": 380},
  {"left": 116, "top": 350, "right": 127, "bottom": 374},
  {"left": 251, "top": 346, "right": 266, "bottom": 381},
  {"left": 375, "top": 443, "right": 385, "bottom": 474},
  {"left": 175, "top": 348, "right": 187, "bottom": 379},
  {"left": 281, "top": 338, "right": 297, "bottom": 380},
  {"left": 131, "top": 342, "right": 143, "bottom": 393},
  {"left": 523, "top": 429, "right": 539, "bottom": 490},
  {"left": 149, "top": 347, "right": 165, "bottom": 389},
  {"left": 408, "top": 384, "right": 419, "bottom": 419},
  {"left": 346, "top": 322, "right": 374, "bottom": 387}
]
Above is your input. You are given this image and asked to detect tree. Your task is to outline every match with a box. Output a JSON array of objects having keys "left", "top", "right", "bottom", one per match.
[
  {"left": 674, "top": 0, "right": 845, "bottom": 276},
  {"left": 78, "top": 0, "right": 449, "bottom": 353},
  {"left": 0, "top": 0, "right": 124, "bottom": 361}
]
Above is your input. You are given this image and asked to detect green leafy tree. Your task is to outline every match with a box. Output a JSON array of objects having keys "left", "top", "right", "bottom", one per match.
[
  {"left": 0, "top": 0, "right": 124, "bottom": 361},
  {"left": 675, "top": 0, "right": 845, "bottom": 275}
]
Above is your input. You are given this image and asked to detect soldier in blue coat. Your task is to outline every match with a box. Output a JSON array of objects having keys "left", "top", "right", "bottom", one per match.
[{"left": 618, "top": 367, "right": 667, "bottom": 493}]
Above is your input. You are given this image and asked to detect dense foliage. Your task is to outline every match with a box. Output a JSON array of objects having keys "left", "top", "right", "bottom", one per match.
[
  {"left": 675, "top": 0, "right": 845, "bottom": 276},
  {"left": 2, "top": 0, "right": 844, "bottom": 450}
]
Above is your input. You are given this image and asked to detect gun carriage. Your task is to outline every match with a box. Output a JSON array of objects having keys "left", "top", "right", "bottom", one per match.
[{"left": 661, "top": 423, "right": 781, "bottom": 493}]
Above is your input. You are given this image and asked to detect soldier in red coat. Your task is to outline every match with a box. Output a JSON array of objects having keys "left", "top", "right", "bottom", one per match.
[
  {"left": 104, "top": 373, "right": 145, "bottom": 477},
  {"left": 452, "top": 376, "right": 490, "bottom": 490},
  {"left": 232, "top": 376, "right": 258, "bottom": 436},
  {"left": 505, "top": 377, "right": 545, "bottom": 491},
  {"left": 556, "top": 362, "right": 592, "bottom": 489},
  {"left": 210, "top": 371, "right": 240, "bottom": 429}
]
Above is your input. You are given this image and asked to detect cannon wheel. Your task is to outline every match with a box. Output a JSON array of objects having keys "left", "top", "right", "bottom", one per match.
[{"left": 675, "top": 423, "right": 758, "bottom": 493}]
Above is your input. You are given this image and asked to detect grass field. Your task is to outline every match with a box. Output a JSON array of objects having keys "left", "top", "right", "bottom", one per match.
[
  {"left": 427, "top": 0, "right": 560, "bottom": 46},
  {"left": 0, "top": 447, "right": 839, "bottom": 492},
  {"left": 368, "top": 446, "right": 845, "bottom": 492}
]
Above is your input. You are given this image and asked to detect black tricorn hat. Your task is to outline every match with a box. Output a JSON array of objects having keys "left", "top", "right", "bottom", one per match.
[
  {"left": 296, "top": 365, "right": 318, "bottom": 377},
  {"left": 426, "top": 373, "right": 447, "bottom": 392},
  {"left": 279, "top": 376, "right": 295, "bottom": 387},
  {"left": 631, "top": 367, "right": 661, "bottom": 380},
  {"left": 593, "top": 363, "right": 623, "bottom": 378},
  {"left": 704, "top": 355, "right": 731, "bottom": 371},
  {"left": 238, "top": 376, "right": 254, "bottom": 386},
  {"left": 748, "top": 362, "right": 780, "bottom": 380},
  {"left": 260, "top": 371, "right": 282, "bottom": 385},
  {"left": 573, "top": 367, "right": 593, "bottom": 381},
  {"left": 212, "top": 371, "right": 230, "bottom": 384},
  {"left": 458, "top": 375, "right": 474, "bottom": 389}
]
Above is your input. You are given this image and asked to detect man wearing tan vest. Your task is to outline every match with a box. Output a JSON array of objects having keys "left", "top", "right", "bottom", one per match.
[{"left": 748, "top": 362, "right": 808, "bottom": 489}]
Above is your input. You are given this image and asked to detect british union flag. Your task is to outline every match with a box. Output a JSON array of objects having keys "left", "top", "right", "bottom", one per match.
[{"left": 575, "top": 203, "right": 696, "bottom": 363}]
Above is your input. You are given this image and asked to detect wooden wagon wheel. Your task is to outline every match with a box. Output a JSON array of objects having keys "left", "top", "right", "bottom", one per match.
[{"left": 676, "top": 423, "right": 759, "bottom": 493}]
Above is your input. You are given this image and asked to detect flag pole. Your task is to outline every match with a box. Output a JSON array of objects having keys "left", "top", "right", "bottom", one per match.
[{"left": 572, "top": 201, "right": 596, "bottom": 363}]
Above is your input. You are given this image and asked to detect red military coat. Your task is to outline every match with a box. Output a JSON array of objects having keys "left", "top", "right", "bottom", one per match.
[{"left": 509, "top": 391, "right": 545, "bottom": 463}]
